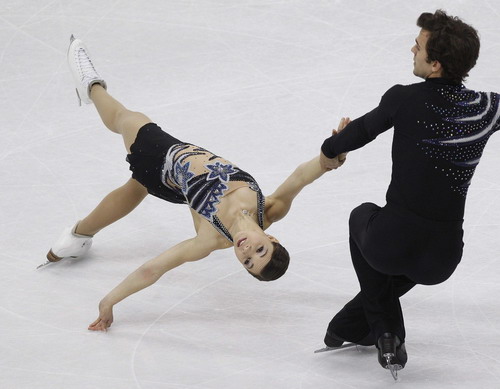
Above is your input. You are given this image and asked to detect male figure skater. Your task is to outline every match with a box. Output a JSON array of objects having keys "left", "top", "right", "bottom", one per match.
[{"left": 320, "top": 10, "right": 499, "bottom": 378}]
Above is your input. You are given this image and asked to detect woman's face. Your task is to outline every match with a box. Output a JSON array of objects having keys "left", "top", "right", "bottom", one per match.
[{"left": 233, "top": 230, "right": 278, "bottom": 275}]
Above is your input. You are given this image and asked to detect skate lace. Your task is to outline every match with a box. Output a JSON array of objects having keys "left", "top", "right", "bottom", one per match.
[{"left": 76, "top": 48, "right": 99, "bottom": 80}]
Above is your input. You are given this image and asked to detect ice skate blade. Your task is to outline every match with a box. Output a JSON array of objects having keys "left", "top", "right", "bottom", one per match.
[
  {"left": 384, "top": 354, "right": 402, "bottom": 381},
  {"left": 386, "top": 363, "right": 402, "bottom": 381},
  {"left": 75, "top": 88, "right": 82, "bottom": 106},
  {"left": 36, "top": 260, "right": 51, "bottom": 269},
  {"left": 314, "top": 342, "right": 358, "bottom": 353},
  {"left": 37, "top": 250, "right": 62, "bottom": 269}
]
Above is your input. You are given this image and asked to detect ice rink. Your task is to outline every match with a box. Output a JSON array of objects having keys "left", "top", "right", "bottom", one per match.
[{"left": 1, "top": 0, "right": 500, "bottom": 388}]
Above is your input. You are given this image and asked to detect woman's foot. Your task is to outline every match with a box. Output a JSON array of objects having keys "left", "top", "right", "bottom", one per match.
[
  {"left": 46, "top": 222, "right": 93, "bottom": 262},
  {"left": 67, "top": 35, "right": 107, "bottom": 105}
]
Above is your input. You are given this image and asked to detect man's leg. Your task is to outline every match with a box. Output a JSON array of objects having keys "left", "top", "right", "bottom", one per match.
[
  {"left": 324, "top": 202, "right": 416, "bottom": 349},
  {"left": 349, "top": 237, "right": 406, "bottom": 342},
  {"left": 345, "top": 202, "right": 411, "bottom": 341},
  {"left": 348, "top": 203, "right": 411, "bottom": 371},
  {"left": 325, "top": 276, "right": 416, "bottom": 346}
]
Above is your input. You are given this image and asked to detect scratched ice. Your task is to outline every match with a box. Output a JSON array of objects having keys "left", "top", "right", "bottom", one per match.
[{"left": 1, "top": 1, "right": 499, "bottom": 388}]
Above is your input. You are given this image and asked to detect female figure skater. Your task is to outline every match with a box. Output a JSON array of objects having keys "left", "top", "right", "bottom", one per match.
[{"left": 47, "top": 36, "right": 346, "bottom": 331}]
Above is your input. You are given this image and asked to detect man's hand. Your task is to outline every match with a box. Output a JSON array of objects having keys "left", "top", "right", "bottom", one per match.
[
  {"left": 320, "top": 152, "right": 345, "bottom": 171},
  {"left": 320, "top": 117, "right": 350, "bottom": 171}
]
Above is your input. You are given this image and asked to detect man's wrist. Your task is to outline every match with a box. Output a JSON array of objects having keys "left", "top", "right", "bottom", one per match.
[{"left": 321, "top": 139, "right": 338, "bottom": 159}]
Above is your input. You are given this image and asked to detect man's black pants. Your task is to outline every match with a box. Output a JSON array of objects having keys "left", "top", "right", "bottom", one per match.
[{"left": 328, "top": 202, "right": 464, "bottom": 343}]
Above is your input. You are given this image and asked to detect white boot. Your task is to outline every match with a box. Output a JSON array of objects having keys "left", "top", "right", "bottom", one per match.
[
  {"left": 46, "top": 222, "right": 93, "bottom": 262},
  {"left": 67, "top": 35, "right": 107, "bottom": 105}
]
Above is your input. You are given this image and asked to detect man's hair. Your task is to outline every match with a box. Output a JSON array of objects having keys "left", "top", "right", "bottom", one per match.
[
  {"left": 248, "top": 242, "right": 290, "bottom": 281},
  {"left": 417, "top": 10, "right": 480, "bottom": 83}
]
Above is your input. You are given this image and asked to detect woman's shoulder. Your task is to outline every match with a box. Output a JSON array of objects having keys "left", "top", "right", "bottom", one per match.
[{"left": 262, "top": 196, "right": 281, "bottom": 227}]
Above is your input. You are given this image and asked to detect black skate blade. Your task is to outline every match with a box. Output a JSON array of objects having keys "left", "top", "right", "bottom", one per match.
[{"left": 314, "top": 342, "right": 358, "bottom": 353}]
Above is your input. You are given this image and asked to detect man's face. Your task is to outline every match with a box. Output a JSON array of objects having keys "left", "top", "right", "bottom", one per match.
[{"left": 411, "top": 29, "right": 439, "bottom": 79}]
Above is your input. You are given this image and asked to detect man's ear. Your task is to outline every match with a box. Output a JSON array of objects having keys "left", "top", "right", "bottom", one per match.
[{"left": 431, "top": 59, "right": 443, "bottom": 75}]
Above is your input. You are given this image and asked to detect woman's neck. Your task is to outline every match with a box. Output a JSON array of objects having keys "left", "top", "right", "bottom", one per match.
[{"left": 227, "top": 208, "right": 260, "bottom": 237}]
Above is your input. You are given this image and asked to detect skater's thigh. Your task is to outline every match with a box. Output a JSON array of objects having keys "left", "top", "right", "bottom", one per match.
[
  {"left": 348, "top": 202, "right": 381, "bottom": 246},
  {"left": 349, "top": 203, "right": 419, "bottom": 274},
  {"left": 359, "top": 205, "right": 463, "bottom": 283},
  {"left": 117, "top": 111, "right": 152, "bottom": 152}
]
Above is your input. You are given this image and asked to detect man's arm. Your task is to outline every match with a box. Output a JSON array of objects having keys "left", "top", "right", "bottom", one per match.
[
  {"left": 321, "top": 85, "right": 402, "bottom": 160},
  {"left": 88, "top": 236, "right": 216, "bottom": 331}
]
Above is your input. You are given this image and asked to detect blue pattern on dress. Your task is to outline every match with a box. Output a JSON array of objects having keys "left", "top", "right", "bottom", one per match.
[
  {"left": 161, "top": 143, "right": 264, "bottom": 242},
  {"left": 206, "top": 162, "right": 236, "bottom": 182},
  {"left": 174, "top": 161, "right": 195, "bottom": 192}
]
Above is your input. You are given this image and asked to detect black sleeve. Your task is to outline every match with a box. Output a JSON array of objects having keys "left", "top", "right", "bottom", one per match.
[{"left": 321, "top": 85, "right": 402, "bottom": 158}]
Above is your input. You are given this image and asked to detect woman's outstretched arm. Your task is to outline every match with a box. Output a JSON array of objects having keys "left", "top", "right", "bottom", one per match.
[
  {"left": 266, "top": 118, "right": 350, "bottom": 222},
  {"left": 88, "top": 235, "right": 217, "bottom": 331}
]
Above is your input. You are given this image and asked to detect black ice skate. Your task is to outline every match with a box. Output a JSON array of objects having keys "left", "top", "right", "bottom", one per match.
[
  {"left": 377, "top": 333, "right": 407, "bottom": 381},
  {"left": 324, "top": 329, "right": 375, "bottom": 347},
  {"left": 314, "top": 330, "right": 374, "bottom": 353}
]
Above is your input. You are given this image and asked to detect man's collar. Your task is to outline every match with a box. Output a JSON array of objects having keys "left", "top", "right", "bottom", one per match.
[{"left": 425, "top": 77, "right": 461, "bottom": 86}]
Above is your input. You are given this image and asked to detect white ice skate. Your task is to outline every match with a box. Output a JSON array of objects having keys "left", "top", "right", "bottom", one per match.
[
  {"left": 38, "top": 223, "right": 93, "bottom": 269},
  {"left": 67, "top": 35, "right": 107, "bottom": 105}
]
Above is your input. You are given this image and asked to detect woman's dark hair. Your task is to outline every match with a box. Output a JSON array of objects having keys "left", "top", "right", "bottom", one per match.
[
  {"left": 417, "top": 10, "right": 480, "bottom": 83},
  {"left": 248, "top": 242, "right": 290, "bottom": 281}
]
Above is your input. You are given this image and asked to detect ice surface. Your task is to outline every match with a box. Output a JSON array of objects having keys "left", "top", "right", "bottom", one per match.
[{"left": 1, "top": 1, "right": 499, "bottom": 388}]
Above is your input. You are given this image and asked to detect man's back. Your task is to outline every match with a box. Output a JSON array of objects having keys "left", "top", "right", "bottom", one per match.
[
  {"left": 387, "top": 79, "right": 499, "bottom": 220},
  {"left": 322, "top": 78, "right": 500, "bottom": 221}
]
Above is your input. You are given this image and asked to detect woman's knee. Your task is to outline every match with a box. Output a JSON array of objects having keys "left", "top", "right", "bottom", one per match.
[
  {"left": 116, "top": 111, "right": 151, "bottom": 151},
  {"left": 116, "top": 110, "right": 150, "bottom": 134}
]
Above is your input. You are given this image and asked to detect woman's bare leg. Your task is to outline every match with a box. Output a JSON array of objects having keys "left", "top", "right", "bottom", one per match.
[
  {"left": 76, "top": 178, "right": 148, "bottom": 236},
  {"left": 47, "top": 37, "right": 153, "bottom": 262},
  {"left": 46, "top": 179, "right": 148, "bottom": 261},
  {"left": 70, "top": 86, "right": 152, "bottom": 236},
  {"left": 89, "top": 84, "right": 151, "bottom": 153}
]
